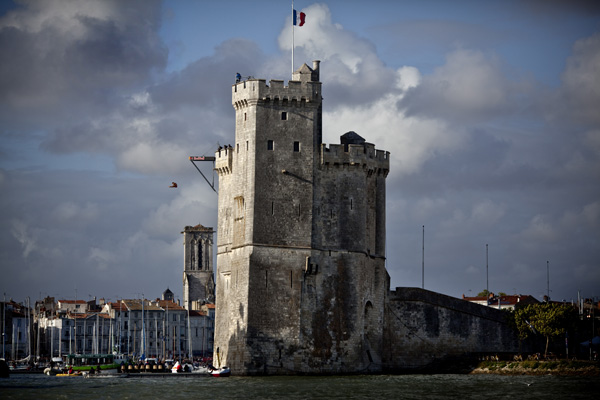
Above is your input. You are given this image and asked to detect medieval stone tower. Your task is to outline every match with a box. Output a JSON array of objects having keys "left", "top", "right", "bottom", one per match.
[
  {"left": 182, "top": 224, "right": 215, "bottom": 310},
  {"left": 213, "top": 61, "right": 390, "bottom": 375}
]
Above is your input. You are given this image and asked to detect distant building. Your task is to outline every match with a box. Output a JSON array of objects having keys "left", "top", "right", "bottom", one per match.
[
  {"left": 162, "top": 288, "right": 174, "bottom": 302},
  {"left": 33, "top": 293, "right": 213, "bottom": 360},
  {"left": 57, "top": 300, "right": 88, "bottom": 314},
  {"left": 3, "top": 300, "right": 31, "bottom": 360},
  {"left": 462, "top": 293, "right": 540, "bottom": 310},
  {"left": 182, "top": 224, "right": 216, "bottom": 309},
  {"left": 188, "top": 307, "right": 214, "bottom": 358}
]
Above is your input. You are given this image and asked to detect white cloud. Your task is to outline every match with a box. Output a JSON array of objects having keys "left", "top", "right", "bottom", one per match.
[
  {"left": 0, "top": 0, "right": 117, "bottom": 34},
  {"left": 471, "top": 199, "right": 506, "bottom": 226},
  {"left": 412, "top": 197, "right": 448, "bottom": 221},
  {"left": 141, "top": 183, "right": 214, "bottom": 239},
  {"left": 88, "top": 247, "right": 116, "bottom": 271},
  {"left": 396, "top": 66, "right": 421, "bottom": 91},
  {"left": 436, "top": 200, "right": 506, "bottom": 239},
  {"left": 559, "top": 33, "right": 600, "bottom": 125},
  {"left": 10, "top": 219, "right": 36, "bottom": 258},
  {"left": 279, "top": 4, "right": 375, "bottom": 74},
  {"left": 324, "top": 93, "right": 466, "bottom": 176},
  {"left": 53, "top": 201, "right": 99, "bottom": 223},
  {"left": 519, "top": 214, "right": 559, "bottom": 243},
  {"left": 398, "top": 48, "right": 517, "bottom": 122}
]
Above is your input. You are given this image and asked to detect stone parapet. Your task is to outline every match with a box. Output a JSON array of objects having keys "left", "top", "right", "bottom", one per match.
[
  {"left": 321, "top": 143, "right": 390, "bottom": 176},
  {"left": 215, "top": 145, "right": 233, "bottom": 175},
  {"left": 383, "top": 287, "right": 523, "bottom": 373},
  {"left": 232, "top": 78, "right": 321, "bottom": 110}
]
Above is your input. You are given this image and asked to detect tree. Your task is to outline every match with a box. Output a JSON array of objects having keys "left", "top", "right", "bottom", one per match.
[{"left": 514, "top": 303, "right": 578, "bottom": 357}]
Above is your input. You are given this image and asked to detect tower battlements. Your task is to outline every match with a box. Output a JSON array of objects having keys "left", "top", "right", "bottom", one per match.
[
  {"left": 321, "top": 141, "right": 390, "bottom": 176},
  {"left": 232, "top": 78, "right": 321, "bottom": 109},
  {"left": 215, "top": 145, "right": 233, "bottom": 175},
  {"left": 232, "top": 61, "right": 321, "bottom": 109}
]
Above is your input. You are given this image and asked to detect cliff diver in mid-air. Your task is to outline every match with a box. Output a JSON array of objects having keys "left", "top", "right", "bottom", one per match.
[{"left": 169, "top": 182, "right": 178, "bottom": 188}]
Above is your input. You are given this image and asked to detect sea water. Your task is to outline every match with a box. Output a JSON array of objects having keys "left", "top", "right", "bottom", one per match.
[{"left": 1, "top": 373, "right": 598, "bottom": 399}]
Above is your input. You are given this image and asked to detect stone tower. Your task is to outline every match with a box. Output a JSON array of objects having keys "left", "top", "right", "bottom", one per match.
[
  {"left": 213, "top": 61, "right": 390, "bottom": 375},
  {"left": 182, "top": 224, "right": 215, "bottom": 310}
]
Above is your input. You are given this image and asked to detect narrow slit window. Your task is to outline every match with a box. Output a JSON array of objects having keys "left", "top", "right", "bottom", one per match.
[
  {"left": 244, "top": 112, "right": 247, "bottom": 121},
  {"left": 293, "top": 141, "right": 300, "bottom": 152},
  {"left": 267, "top": 140, "right": 274, "bottom": 150},
  {"left": 281, "top": 111, "right": 287, "bottom": 120},
  {"left": 271, "top": 201, "right": 274, "bottom": 215}
]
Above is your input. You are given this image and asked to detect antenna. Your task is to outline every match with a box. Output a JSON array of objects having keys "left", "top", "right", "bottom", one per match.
[
  {"left": 422, "top": 225, "right": 425, "bottom": 289},
  {"left": 547, "top": 260, "right": 550, "bottom": 301}
]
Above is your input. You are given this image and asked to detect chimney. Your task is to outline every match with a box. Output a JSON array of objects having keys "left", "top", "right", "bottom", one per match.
[{"left": 312, "top": 60, "right": 320, "bottom": 81}]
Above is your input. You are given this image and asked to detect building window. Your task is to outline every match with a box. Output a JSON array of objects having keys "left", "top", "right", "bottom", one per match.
[
  {"left": 267, "top": 140, "right": 274, "bottom": 150},
  {"left": 244, "top": 112, "right": 247, "bottom": 121},
  {"left": 281, "top": 111, "right": 287, "bottom": 120},
  {"left": 293, "top": 141, "right": 300, "bottom": 152}
]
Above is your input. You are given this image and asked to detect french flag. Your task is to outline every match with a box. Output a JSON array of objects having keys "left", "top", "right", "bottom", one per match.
[{"left": 293, "top": 9, "right": 306, "bottom": 26}]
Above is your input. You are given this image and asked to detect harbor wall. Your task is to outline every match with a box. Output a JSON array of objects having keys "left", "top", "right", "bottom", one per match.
[{"left": 383, "top": 287, "right": 525, "bottom": 372}]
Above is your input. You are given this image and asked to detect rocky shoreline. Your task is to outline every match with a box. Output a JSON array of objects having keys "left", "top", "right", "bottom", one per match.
[{"left": 470, "top": 360, "right": 600, "bottom": 376}]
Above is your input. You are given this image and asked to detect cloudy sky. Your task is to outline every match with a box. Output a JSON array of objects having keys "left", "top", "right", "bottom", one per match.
[{"left": 1, "top": 0, "right": 599, "bottom": 306}]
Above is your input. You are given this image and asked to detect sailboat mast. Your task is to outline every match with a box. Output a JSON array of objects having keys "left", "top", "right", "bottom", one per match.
[{"left": 141, "top": 296, "right": 145, "bottom": 358}]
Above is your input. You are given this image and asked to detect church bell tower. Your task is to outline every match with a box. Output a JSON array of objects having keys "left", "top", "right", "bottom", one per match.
[{"left": 182, "top": 224, "right": 215, "bottom": 310}]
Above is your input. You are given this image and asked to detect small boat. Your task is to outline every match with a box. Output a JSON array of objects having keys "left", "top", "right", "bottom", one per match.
[
  {"left": 44, "top": 357, "right": 65, "bottom": 375},
  {"left": 209, "top": 348, "right": 230, "bottom": 377},
  {"left": 43, "top": 367, "right": 62, "bottom": 376},
  {"left": 192, "top": 364, "right": 210, "bottom": 374},
  {"left": 64, "top": 353, "right": 127, "bottom": 375},
  {"left": 171, "top": 361, "right": 183, "bottom": 373},
  {"left": 209, "top": 366, "right": 231, "bottom": 377},
  {"left": 56, "top": 371, "right": 83, "bottom": 377}
]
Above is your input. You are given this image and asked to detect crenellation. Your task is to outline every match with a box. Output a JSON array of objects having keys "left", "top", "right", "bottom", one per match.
[
  {"left": 233, "top": 76, "right": 320, "bottom": 109},
  {"left": 215, "top": 145, "right": 233, "bottom": 175},
  {"left": 321, "top": 143, "right": 390, "bottom": 175},
  {"left": 269, "top": 79, "right": 284, "bottom": 88}
]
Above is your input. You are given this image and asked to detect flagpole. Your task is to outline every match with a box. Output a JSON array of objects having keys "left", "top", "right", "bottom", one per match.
[{"left": 292, "top": 0, "right": 295, "bottom": 75}]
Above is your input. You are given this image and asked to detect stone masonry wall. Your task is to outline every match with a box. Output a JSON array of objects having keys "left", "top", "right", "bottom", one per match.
[{"left": 383, "top": 287, "right": 522, "bottom": 372}]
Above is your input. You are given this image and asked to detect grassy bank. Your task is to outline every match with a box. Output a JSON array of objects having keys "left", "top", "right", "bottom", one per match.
[{"left": 471, "top": 360, "right": 600, "bottom": 376}]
